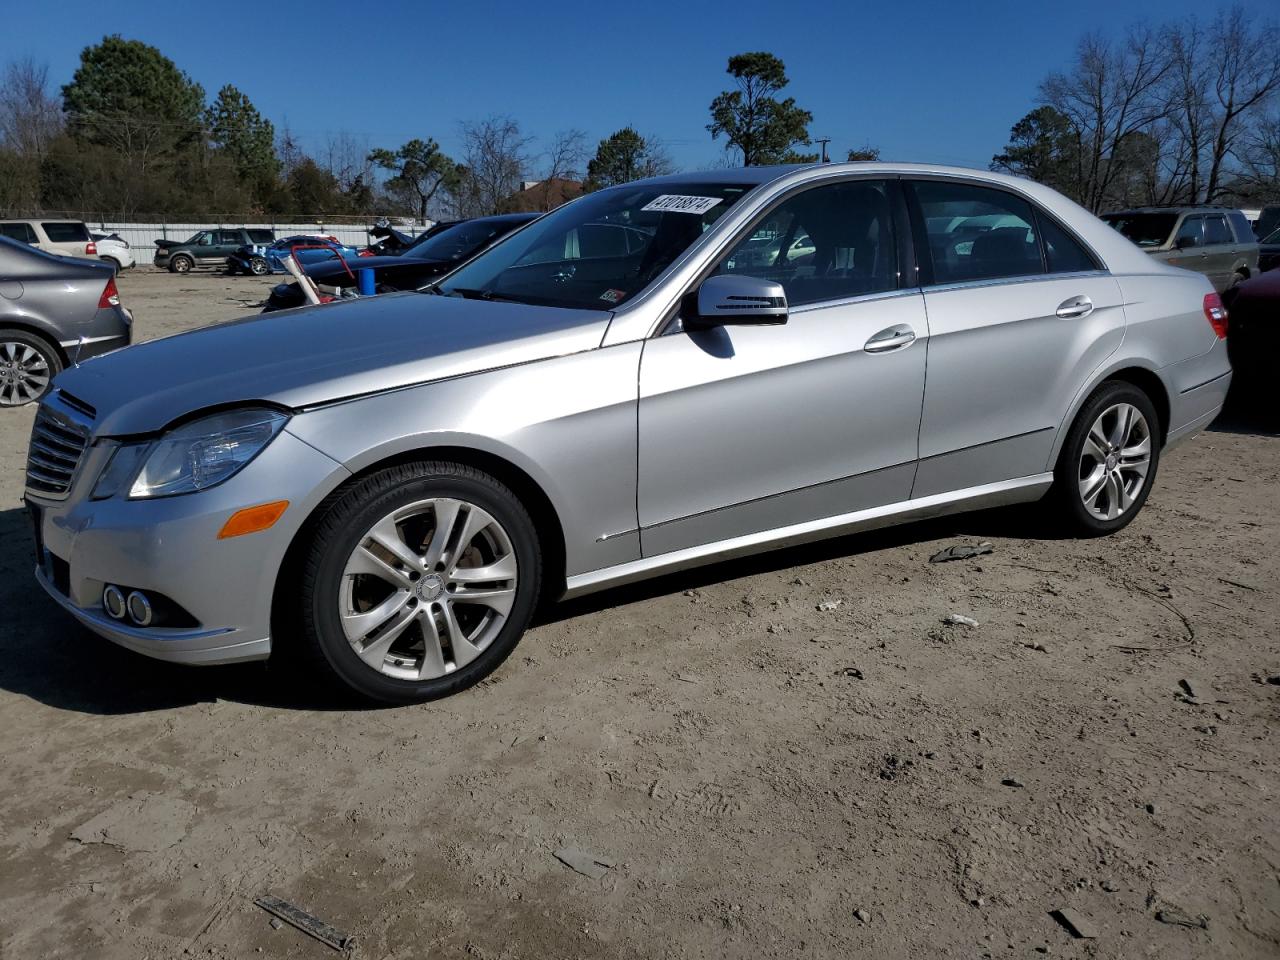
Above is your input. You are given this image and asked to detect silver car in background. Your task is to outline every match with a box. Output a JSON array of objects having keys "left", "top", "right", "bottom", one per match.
[{"left": 25, "top": 163, "right": 1231, "bottom": 703}]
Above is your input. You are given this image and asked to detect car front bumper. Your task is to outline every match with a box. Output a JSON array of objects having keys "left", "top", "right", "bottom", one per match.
[{"left": 28, "top": 423, "right": 350, "bottom": 666}]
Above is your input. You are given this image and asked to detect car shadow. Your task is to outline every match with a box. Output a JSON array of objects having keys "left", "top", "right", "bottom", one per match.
[{"left": 0, "top": 496, "right": 1059, "bottom": 716}]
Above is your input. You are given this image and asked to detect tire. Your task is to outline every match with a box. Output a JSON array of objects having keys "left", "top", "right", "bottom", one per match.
[
  {"left": 169, "top": 254, "right": 194, "bottom": 274},
  {"left": 249, "top": 257, "right": 269, "bottom": 276},
  {"left": 0, "top": 328, "right": 62, "bottom": 407},
  {"left": 294, "top": 461, "right": 542, "bottom": 703},
  {"left": 1049, "top": 381, "right": 1161, "bottom": 536},
  {"left": 1229, "top": 271, "right": 1247, "bottom": 289}
]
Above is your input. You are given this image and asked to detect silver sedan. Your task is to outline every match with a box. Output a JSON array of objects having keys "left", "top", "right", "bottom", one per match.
[{"left": 25, "top": 163, "right": 1231, "bottom": 702}]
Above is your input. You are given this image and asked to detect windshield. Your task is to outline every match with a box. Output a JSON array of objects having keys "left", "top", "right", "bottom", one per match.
[
  {"left": 404, "top": 219, "right": 518, "bottom": 262},
  {"left": 437, "top": 183, "right": 750, "bottom": 309},
  {"left": 1102, "top": 213, "right": 1178, "bottom": 247}
]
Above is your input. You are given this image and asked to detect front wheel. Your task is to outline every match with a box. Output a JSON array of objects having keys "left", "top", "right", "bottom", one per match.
[
  {"left": 294, "top": 461, "right": 541, "bottom": 703},
  {"left": 1049, "top": 381, "right": 1160, "bottom": 536},
  {"left": 249, "top": 257, "right": 270, "bottom": 276}
]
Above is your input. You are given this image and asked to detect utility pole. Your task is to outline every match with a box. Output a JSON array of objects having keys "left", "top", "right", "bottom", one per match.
[{"left": 814, "top": 137, "right": 831, "bottom": 163}]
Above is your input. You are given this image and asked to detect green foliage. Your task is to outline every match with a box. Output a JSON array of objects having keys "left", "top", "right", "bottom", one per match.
[
  {"left": 990, "top": 106, "right": 1081, "bottom": 200},
  {"left": 585, "top": 127, "right": 672, "bottom": 189},
  {"left": 206, "top": 84, "right": 279, "bottom": 203},
  {"left": 708, "top": 52, "right": 812, "bottom": 166},
  {"left": 62, "top": 35, "right": 204, "bottom": 153},
  {"left": 846, "top": 146, "right": 881, "bottom": 162},
  {"left": 368, "top": 138, "right": 461, "bottom": 220}
]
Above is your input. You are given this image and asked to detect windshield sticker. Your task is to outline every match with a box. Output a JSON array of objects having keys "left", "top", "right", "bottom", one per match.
[
  {"left": 599, "top": 288, "right": 627, "bottom": 304},
  {"left": 641, "top": 195, "right": 724, "bottom": 215}
]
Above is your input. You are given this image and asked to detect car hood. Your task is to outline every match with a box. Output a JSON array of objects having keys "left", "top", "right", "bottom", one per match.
[{"left": 54, "top": 292, "right": 612, "bottom": 436}]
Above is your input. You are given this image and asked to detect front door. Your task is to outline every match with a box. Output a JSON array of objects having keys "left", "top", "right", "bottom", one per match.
[
  {"left": 905, "top": 178, "right": 1126, "bottom": 497},
  {"left": 637, "top": 178, "right": 928, "bottom": 557}
]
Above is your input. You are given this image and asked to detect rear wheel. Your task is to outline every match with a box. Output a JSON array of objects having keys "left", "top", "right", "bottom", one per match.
[
  {"left": 0, "top": 329, "right": 62, "bottom": 406},
  {"left": 1050, "top": 381, "right": 1160, "bottom": 535},
  {"left": 295, "top": 461, "right": 541, "bottom": 703},
  {"left": 169, "top": 254, "right": 193, "bottom": 274},
  {"left": 249, "top": 257, "right": 270, "bottom": 276}
]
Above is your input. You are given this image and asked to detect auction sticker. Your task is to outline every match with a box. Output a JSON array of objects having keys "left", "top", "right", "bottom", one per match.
[
  {"left": 599, "top": 288, "right": 627, "bottom": 304},
  {"left": 641, "top": 194, "right": 723, "bottom": 215}
]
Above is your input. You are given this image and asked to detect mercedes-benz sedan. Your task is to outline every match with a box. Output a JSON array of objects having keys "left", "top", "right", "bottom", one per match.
[{"left": 25, "top": 163, "right": 1231, "bottom": 703}]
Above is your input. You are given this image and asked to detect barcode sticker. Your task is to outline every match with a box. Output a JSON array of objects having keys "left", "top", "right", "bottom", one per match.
[{"left": 641, "top": 195, "right": 723, "bottom": 215}]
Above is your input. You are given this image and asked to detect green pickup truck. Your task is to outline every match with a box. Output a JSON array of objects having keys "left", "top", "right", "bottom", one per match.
[
  {"left": 154, "top": 227, "right": 276, "bottom": 273},
  {"left": 1101, "top": 206, "right": 1259, "bottom": 292}
]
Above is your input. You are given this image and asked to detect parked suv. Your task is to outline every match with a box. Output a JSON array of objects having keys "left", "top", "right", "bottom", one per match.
[
  {"left": 27, "top": 164, "right": 1230, "bottom": 703},
  {"left": 0, "top": 219, "right": 99, "bottom": 261},
  {"left": 155, "top": 228, "right": 276, "bottom": 273},
  {"left": 1101, "top": 206, "right": 1259, "bottom": 291}
]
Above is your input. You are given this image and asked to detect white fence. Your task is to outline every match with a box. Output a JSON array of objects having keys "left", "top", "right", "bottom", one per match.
[{"left": 77, "top": 218, "right": 432, "bottom": 257}]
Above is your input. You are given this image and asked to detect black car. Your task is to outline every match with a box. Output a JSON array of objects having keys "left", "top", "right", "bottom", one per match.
[
  {"left": 263, "top": 214, "right": 538, "bottom": 312},
  {"left": 1257, "top": 225, "right": 1280, "bottom": 273}
]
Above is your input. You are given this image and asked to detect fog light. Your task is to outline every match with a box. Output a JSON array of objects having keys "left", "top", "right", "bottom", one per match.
[
  {"left": 102, "top": 584, "right": 126, "bottom": 619},
  {"left": 126, "top": 591, "right": 153, "bottom": 626}
]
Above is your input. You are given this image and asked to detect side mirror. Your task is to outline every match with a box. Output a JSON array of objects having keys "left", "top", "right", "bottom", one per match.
[{"left": 687, "top": 274, "right": 788, "bottom": 330}]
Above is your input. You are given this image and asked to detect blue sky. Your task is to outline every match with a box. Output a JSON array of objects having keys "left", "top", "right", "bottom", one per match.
[{"left": 4, "top": 0, "right": 1274, "bottom": 175}]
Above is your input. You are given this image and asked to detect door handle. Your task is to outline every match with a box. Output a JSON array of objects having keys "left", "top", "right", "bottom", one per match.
[
  {"left": 1055, "top": 295, "right": 1094, "bottom": 319},
  {"left": 864, "top": 324, "right": 916, "bottom": 353}
]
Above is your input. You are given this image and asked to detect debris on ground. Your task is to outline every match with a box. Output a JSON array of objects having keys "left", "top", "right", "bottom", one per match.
[
  {"left": 1023, "top": 642, "right": 1049, "bottom": 652},
  {"left": 929, "top": 541, "right": 993, "bottom": 563},
  {"left": 943, "top": 613, "right": 979, "bottom": 628},
  {"left": 676, "top": 674, "right": 702, "bottom": 684},
  {"left": 837, "top": 666, "right": 864, "bottom": 679},
  {"left": 853, "top": 908, "right": 870, "bottom": 923},
  {"left": 254, "top": 896, "right": 355, "bottom": 954},
  {"left": 269, "top": 918, "right": 283, "bottom": 930},
  {"left": 1178, "top": 678, "right": 1200, "bottom": 699},
  {"left": 1050, "top": 907, "right": 1098, "bottom": 939},
  {"left": 1154, "top": 906, "right": 1209, "bottom": 929},
  {"left": 70, "top": 794, "right": 196, "bottom": 853},
  {"left": 554, "top": 847, "right": 615, "bottom": 880},
  {"left": 1001, "top": 777, "right": 1025, "bottom": 788},
  {"left": 817, "top": 599, "right": 844, "bottom": 613}
]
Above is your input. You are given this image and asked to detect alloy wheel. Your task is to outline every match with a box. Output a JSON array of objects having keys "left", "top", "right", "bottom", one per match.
[
  {"left": 1078, "top": 402, "right": 1151, "bottom": 521},
  {"left": 0, "top": 340, "right": 52, "bottom": 406},
  {"left": 339, "top": 497, "right": 519, "bottom": 681},
  {"left": 250, "top": 258, "right": 269, "bottom": 276}
]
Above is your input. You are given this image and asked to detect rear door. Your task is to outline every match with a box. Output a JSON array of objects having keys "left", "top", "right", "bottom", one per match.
[
  {"left": 906, "top": 178, "right": 1125, "bottom": 497},
  {"left": 1201, "top": 214, "right": 1236, "bottom": 289},
  {"left": 0, "top": 223, "right": 39, "bottom": 247}
]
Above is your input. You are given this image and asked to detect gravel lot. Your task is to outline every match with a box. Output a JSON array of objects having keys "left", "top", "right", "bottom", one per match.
[{"left": 1, "top": 270, "right": 1277, "bottom": 959}]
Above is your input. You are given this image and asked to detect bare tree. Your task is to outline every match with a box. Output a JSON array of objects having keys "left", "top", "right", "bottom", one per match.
[
  {"left": 0, "top": 57, "right": 63, "bottom": 156},
  {"left": 1202, "top": 7, "right": 1280, "bottom": 201},
  {"left": 453, "top": 116, "right": 532, "bottom": 217},
  {"left": 1041, "top": 27, "right": 1174, "bottom": 211}
]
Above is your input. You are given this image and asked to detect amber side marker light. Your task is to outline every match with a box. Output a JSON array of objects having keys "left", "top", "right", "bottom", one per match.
[{"left": 218, "top": 500, "right": 290, "bottom": 539}]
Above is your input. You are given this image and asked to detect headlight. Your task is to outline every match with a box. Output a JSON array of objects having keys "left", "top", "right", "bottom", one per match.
[{"left": 92, "top": 408, "right": 289, "bottom": 500}]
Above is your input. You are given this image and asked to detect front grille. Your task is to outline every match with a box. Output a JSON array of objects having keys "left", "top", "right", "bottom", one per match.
[{"left": 26, "top": 402, "right": 91, "bottom": 497}]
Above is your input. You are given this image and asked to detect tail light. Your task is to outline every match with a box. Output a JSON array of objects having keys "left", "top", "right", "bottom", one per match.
[
  {"left": 98, "top": 277, "right": 120, "bottom": 308},
  {"left": 85, "top": 241, "right": 97, "bottom": 256},
  {"left": 1203, "top": 292, "right": 1228, "bottom": 339}
]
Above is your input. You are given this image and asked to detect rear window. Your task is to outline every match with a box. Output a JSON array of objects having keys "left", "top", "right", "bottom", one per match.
[
  {"left": 0, "top": 222, "right": 38, "bottom": 244},
  {"left": 41, "top": 221, "right": 91, "bottom": 243},
  {"left": 1228, "top": 211, "right": 1255, "bottom": 243},
  {"left": 1101, "top": 213, "right": 1177, "bottom": 247},
  {"left": 247, "top": 229, "right": 274, "bottom": 244}
]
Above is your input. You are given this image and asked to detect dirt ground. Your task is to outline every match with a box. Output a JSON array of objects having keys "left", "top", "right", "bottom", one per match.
[{"left": 0, "top": 269, "right": 1277, "bottom": 959}]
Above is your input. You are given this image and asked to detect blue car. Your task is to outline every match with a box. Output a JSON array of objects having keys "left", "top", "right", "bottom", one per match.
[{"left": 226, "top": 235, "right": 363, "bottom": 276}]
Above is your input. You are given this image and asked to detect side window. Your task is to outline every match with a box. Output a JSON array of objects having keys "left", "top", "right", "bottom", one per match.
[
  {"left": 1, "top": 223, "right": 37, "bottom": 243},
  {"left": 196, "top": 232, "right": 214, "bottom": 246},
  {"left": 910, "top": 181, "right": 1043, "bottom": 284},
  {"left": 1039, "top": 216, "right": 1098, "bottom": 273},
  {"left": 217, "top": 230, "right": 241, "bottom": 245},
  {"left": 1175, "top": 216, "right": 1203, "bottom": 248},
  {"left": 41, "top": 221, "right": 90, "bottom": 243},
  {"left": 1227, "top": 211, "right": 1254, "bottom": 243},
  {"left": 715, "top": 179, "right": 896, "bottom": 306},
  {"left": 1203, "top": 215, "right": 1232, "bottom": 246}
]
